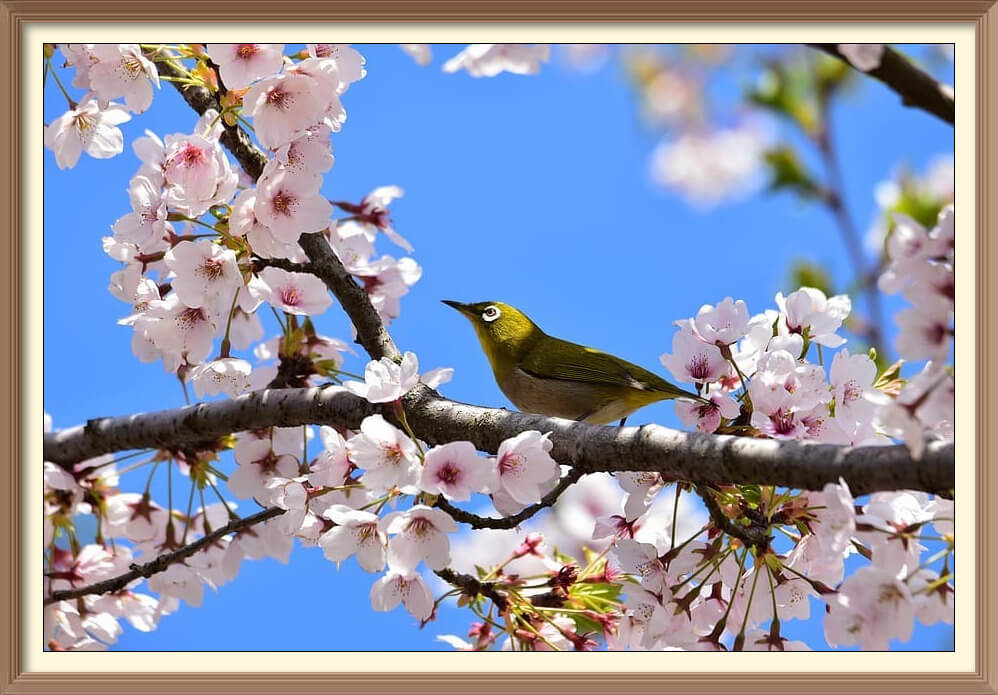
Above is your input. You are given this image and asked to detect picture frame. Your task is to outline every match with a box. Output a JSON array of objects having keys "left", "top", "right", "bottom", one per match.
[{"left": 5, "top": 1, "right": 995, "bottom": 691}]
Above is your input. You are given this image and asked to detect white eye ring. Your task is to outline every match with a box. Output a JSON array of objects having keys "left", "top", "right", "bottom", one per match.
[{"left": 482, "top": 305, "right": 501, "bottom": 322}]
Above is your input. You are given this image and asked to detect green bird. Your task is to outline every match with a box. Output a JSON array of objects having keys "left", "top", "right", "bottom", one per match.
[{"left": 442, "top": 300, "right": 702, "bottom": 426}]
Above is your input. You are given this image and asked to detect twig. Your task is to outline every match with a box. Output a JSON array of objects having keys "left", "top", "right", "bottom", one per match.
[
  {"left": 694, "top": 484, "right": 770, "bottom": 550},
  {"left": 434, "top": 468, "right": 585, "bottom": 530},
  {"left": 434, "top": 568, "right": 509, "bottom": 612},
  {"left": 44, "top": 506, "right": 286, "bottom": 605},
  {"left": 808, "top": 43, "right": 954, "bottom": 125}
]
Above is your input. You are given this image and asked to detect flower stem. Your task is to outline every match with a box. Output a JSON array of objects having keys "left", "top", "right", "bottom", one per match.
[{"left": 46, "top": 57, "right": 76, "bottom": 109}]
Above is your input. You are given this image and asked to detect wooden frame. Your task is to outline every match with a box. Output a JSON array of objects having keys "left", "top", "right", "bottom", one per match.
[{"left": 3, "top": 1, "right": 995, "bottom": 692}]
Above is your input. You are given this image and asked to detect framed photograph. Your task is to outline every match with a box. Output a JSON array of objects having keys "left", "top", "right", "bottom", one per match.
[{"left": 7, "top": 1, "right": 995, "bottom": 692}]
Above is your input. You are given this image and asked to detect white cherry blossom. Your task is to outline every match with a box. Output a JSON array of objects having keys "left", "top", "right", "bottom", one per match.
[
  {"left": 45, "top": 98, "right": 131, "bottom": 170},
  {"left": 255, "top": 266, "right": 333, "bottom": 316},
  {"left": 493, "top": 430, "right": 560, "bottom": 506},
  {"left": 381, "top": 505, "right": 457, "bottom": 572},
  {"left": 319, "top": 505, "right": 386, "bottom": 572},
  {"left": 370, "top": 570, "right": 433, "bottom": 621},
  {"left": 420, "top": 441, "right": 493, "bottom": 502}
]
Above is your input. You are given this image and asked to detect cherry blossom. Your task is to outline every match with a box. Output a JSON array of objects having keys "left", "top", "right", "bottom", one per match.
[
  {"left": 381, "top": 505, "right": 458, "bottom": 572},
  {"left": 188, "top": 358, "right": 252, "bottom": 399},
  {"left": 829, "top": 348, "right": 878, "bottom": 425},
  {"left": 675, "top": 385, "right": 740, "bottom": 433},
  {"left": 420, "top": 441, "right": 493, "bottom": 501},
  {"left": 838, "top": 44, "right": 885, "bottom": 72},
  {"left": 319, "top": 505, "right": 387, "bottom": 572},
  {"left": 206, "top": 44, "right": 285, "bottom": 90},
  {"left": 45, "top": 98, "right": 131, "bottom": 170},
  {"left": 443, "top": 44, "right": 550, "bottom": 78},
  {"left": 694, "top": 297, "right": 751, "bottom": 346},
  {"left": 143, "top": 294, "right": 218, "bottom": 367},
  {"left": 400, "top": 44, "right": 432, "bottom": 66},
  {"left": 254, "top": 170, "right": 333, "bottom": 243},
  {"left": 493, "top": 430, "right": 560, "bottom": 506},
  {"left": 243, "top": 73, "right": 327, "bottom": 150},
  {"left": 88, "top": 44, "right": 160, "bottom": 113},
  {"left": 775, "top": 287, "right": 851, "bottom": 348},
  {"left": 370, "top": 570, "right": 433, "bottom": 621},
  {"left": 660, "top": 321, "right": 731, "bottom": 385},
  {"left": 229, "top": 189, "right": 306, "bottom": 262},
  {"left": 344, "top": 351, "right": 453, "bottom": 403},
  {"left": 228, "top": 436, "right": 300, "bottom": 501},
  {"left": 650, "top": 125, "right": 766, "bottom": 207},
  {"left": 255, "top": 266, "right": 333, "bottom": 316},
  {"left": 346, "top": 414, "right": 422, "bottom": 495},
  {"left": 825, "top": 566, "right": 915, "bottom": 650},
  {"left": 160, "top": 129, "right": 238, "bottom": 217},
  {"left": 306, "top": 44, "right": 366, "bottom": 93},
  {"left": 163, "top": 240, "right": 241, "bottom": 313}
]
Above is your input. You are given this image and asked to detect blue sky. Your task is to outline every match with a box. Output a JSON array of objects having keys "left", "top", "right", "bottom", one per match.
[{"left": 43, "top": 44, "right": 954, "bottom": 651}]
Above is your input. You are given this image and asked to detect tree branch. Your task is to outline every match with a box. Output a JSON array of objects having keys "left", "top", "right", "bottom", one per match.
[
  {"left": 434, "top": 468, "right": 585, "bottom": 530},
  {"left": 694, "top": 484, "right": 770, "bottom": 550},
  {"left": 156, "top": 50, "right": 401, "bottom": 363},
  {"left": 44, "top": 505, "right": 286, "bottom": 606},
  {"left": 808, "top": 43, "right": 954, "bottom": 125},
  {"left": 43, "top": 386, "right": 955, "bottom": 496}
]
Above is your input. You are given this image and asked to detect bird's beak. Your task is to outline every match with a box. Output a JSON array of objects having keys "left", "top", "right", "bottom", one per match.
[{"left": 441, "top": 300, "right": 473, "bottom": 317}]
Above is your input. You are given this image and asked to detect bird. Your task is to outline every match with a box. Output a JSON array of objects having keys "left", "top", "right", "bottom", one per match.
[{"left": 442, "top": 300, "right": 703, "bottom": 426}]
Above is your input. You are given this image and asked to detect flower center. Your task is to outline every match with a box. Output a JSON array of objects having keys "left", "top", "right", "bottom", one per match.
[
  {"left": 197, "top": 257, "right": 224, "bottom": 281},
  {"left": 236, "top": 44, "right": 259, "bottom": 60},
  {"left": 436, "top": 462, "right": 460, "bottom": 485},
  {"left": 265, "top": 86, "right": 294, "bottom": 111},
  {"left": 271, "top": 191, "right": 296, "bottom": 216},
  {"left": 687, "top": 353, "right": 710, "bottom": 380},
  {"left": 279, "top": 285, "right": 301, "bottom": 307}
]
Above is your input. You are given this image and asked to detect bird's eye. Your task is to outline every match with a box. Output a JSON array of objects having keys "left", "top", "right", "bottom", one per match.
[{"left": 482, "top": 305, "right": 501, "bottom": 322}]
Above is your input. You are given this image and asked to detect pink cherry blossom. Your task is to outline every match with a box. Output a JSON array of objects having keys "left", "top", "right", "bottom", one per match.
[
  {"left": 45, "top": 98, "right": 131, "bottom": 170},
  {"left": 319, "top": 505, "right": 386, "bottom": 572},
  {"left": 420, "top": 441, "right": 492, "bottom": 501},
  {"left": 613, "top": 538, "right": 667, "bottom": 594},
  {"left": 675, "top": 385, "right": 740, "bottom": 433},
  {"left": 143, "top": 294, "right": 218, "bottom": 366},
  {"left": 229, "top": 189, "right": 306, "bottom": 262},
  {"left": 354, "top": 255, "right": 422, "bottom": 324},
  {"left": 370, "top": 570, "right": 433, "bottom": 621},
  {"left": 775, "top": 287, "right": 851, "bottom": 348},
  {"left": 493, "top": 430, "right": 560, "bottom": 506},
  {"left": 243, "top": 73, "right": 326, "bottom": 150},
  {"left": 256, "top": 266, "right": 333, "bottom": 316},
  {"left": 306, "top": 44, "right": 366, "bottom": 93},
  {"left": 164, "top": 240, "right": 241, "bottom": 313},
  {"left": 206, "top": 44, "right": 285, "bottom": 89},
  {"left": 228, "top": 437, "right": 300, "bottom": 500},
  {"left": 694, "top": 297, "right": 751, "bottom": 346},
  {"left": 254, "top": 170, "right": 333, "bottom": 243},
  {"left": 382, "top": 505, "right": 458, "bottom": 572},
  {"left": 110, "top": 175, "right": 168, "bottom": 248},
  {"left": 660, "top": 322, "right": 731, "bottom": 385},
  {"left": 347, "top": 414, "right": 422, "bottom": 495},
  {"left": 161, "top": 130, "right": 238, "bottom": 217},
  {"left": 825, "top": 566, "right": 914, "bottom": 650}
]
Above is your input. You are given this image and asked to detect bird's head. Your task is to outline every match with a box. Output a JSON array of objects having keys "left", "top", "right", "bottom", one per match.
[{"left": 442, "top": 300, "right": 542, "bottom": 366}]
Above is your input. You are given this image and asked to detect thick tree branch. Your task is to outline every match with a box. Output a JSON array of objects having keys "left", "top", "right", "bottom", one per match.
[
  {"left": 43, "top": 386, "right": 955, "bottom": 496},
  {"left": 45, "top": 505, "right": 286, "bottom": 606},
  {"left": 434, "top": 468, "right": 585, "bottom": 530},
  {"left": 808, "top": 44, "right": 954, "bottom": 125},
  {"left": 297, "top": 232, "right": 402, "bottom": 362}
]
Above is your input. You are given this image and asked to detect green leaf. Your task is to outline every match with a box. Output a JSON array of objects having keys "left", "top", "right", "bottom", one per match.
[{"left": 764, "top": 146, "right": 821, "bottom": 200}]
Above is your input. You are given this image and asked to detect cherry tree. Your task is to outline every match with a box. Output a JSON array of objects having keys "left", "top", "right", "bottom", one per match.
[{"left": 42, "top": 43, "right": 954, "bottom": 652}]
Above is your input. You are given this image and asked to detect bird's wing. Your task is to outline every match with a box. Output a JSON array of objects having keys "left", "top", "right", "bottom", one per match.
[{"left": 519, "top": 338, "right": 688, "bottom": 395}]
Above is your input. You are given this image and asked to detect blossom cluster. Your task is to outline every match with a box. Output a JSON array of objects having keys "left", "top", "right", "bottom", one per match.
[{"left": 46, "top": 43, "right": 424, "bottom": 398}]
